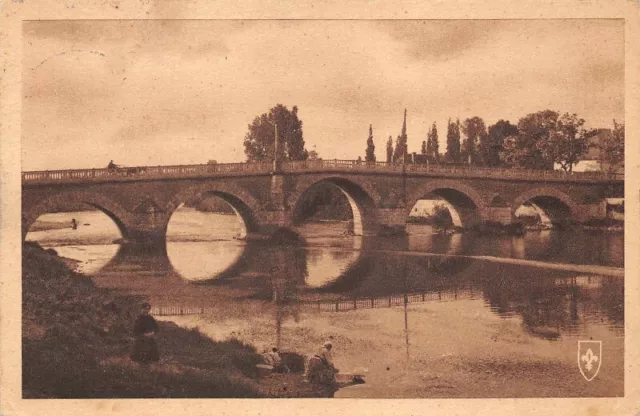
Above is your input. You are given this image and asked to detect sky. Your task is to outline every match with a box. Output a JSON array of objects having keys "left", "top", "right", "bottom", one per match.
[{"left": 22, "top": 19, "right": 624, "bottom": 171}]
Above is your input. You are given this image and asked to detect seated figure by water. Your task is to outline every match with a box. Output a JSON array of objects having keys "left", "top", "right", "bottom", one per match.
[
  {"left": 263, "top": 347, "right": 289, "bottom": 373},
  {"left": 305, "top": 341, "right": 340, "bottom": 395},
  {"left": 131, "top": 302, "right": 160, "bottom": 364}
]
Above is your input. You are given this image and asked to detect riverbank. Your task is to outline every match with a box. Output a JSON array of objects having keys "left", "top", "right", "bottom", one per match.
[
  {"left": 29, "top": 219, "right": 74, "bottom": 232},
  {"left": 21, "top": 243, "right": 331, "bottom": 398}
]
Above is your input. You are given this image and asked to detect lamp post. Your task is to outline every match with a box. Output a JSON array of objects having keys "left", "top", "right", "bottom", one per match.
[
  {"left": 273, "top": 122, "right": 280, "bottom": 173},
  {"left": 270, "top": 265, "right": 285, "bottom": 350}
]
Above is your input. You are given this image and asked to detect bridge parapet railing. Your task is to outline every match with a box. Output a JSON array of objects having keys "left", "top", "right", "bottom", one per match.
[
  {"left": 282, "top": 159, "right": 404, "bottom": 172},
  {"left": 284, "top": 160, "right": 622, "bottom": 181},
  {"left": 22, "top": 162, "right": 274, "bottom": 184},
  {"left": 22, "top": 160, "right": 623, "bottom": 184}
]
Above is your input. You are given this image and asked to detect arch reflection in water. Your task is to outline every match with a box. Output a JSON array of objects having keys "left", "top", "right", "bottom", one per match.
[
  {"left": 167, "top": 241, "right": 246, "bottom": 282},
  {"left": 25, "top": 209, "right": 122, "bottom": 275},
  {"left": 165, "top": 199, "right": 248, "bottom": 282},
  {"left": 304, "top": 236, "right": 363, "bottom": 288},
  {"left": 91, "top": 243, "right": 177, "bottom": 291}
]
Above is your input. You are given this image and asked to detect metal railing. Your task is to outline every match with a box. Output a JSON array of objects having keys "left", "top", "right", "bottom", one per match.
[
  {"left": 297, "top": 290, "right": 475, "bottom": 312},
  {"left": 149, "top": 290, "right": 477, "bottom": 316},
  {"left": 22, "top": 160, "right": 623, "bottom": 185}
]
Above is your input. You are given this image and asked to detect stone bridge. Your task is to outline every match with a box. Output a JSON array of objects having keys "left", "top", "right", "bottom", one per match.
[{"left": 22, "top": 160, "right": 624, "bottom": 250}]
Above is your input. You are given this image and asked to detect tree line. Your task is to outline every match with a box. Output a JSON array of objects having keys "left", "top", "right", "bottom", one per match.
[
  {"left": 243, "top": 104, "right": 624, "bottom": 173},
  {"left": 373, "top": 110, "right": 624, "bottom": 173}
]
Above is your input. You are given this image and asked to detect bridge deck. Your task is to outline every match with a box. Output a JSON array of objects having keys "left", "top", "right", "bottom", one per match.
[{"left": 22, "top": 160, "right": 623, "bottom": 185}]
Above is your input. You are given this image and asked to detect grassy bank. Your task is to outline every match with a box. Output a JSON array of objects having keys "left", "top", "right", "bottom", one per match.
[{"left": 22, "top": 243, "right": 327, "bottom": 398}]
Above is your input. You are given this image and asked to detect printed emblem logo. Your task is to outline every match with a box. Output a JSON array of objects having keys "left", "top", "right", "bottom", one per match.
[{"left": 578, "top": 340, "right": 602, "bottom": 381}]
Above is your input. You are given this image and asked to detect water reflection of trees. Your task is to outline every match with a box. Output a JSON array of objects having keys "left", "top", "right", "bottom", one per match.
[
  {"left": 599, "top": 278, "right": 624, "bottom": 326},
  {"left": 329, "top": 250, "right": 624, "bottom": 340},
  {"left": 480, "top": 271, "right": 624, "bottom": 339},
  {"left": 518, "top": 287, "right": 568, "bottom": 340}
]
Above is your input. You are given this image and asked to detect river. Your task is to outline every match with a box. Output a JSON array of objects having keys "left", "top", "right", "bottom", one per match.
[{"left": 25, "top": 209, "right": 625, "bottom": 398}]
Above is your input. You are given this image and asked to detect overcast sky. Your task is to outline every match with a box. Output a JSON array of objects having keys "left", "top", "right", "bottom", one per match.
[{"left": 22, "top": 19, "right": 624, "bottom": 171}]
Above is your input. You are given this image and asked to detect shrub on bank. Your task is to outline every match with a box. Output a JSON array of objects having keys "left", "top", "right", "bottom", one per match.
[
  {"left": 407, "top": 205, "right": 453, "bottom": 229},
  {"left": 581, "top": 218, "right": 624, "bottom": 231}
]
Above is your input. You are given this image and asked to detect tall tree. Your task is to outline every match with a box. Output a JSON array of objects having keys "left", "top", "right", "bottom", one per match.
[
  {"left": 462, "top": 117, "right": 487, "bottom": 165},
  {"left": 485, "top": 120, "right": 518, "bottom": 167},
  {"left": 424, "top": 126, "right": 432, "bottom": 158},
  {"left": 243, "top": 104, "right": 308, "bottom": 162},
  {"left": 500, "top": 134, "right": 522, "bottom": 167},
  {"left": 365, "top": 124, "right": 376, "bottom": 162},
  {"left": 393, "top": 135, "right": 402, "bottom": 162},
  {"left": 445, "top": 118, "right": 462, "bottom": 163},
  {"left": 597, "top": 120, "right": 625, "bottom": 173},
  {"left": 540, "top": 113, "right": 593, "bottom": 172},
  {"left": 421, "top": 140, "right": 428, "bottom": 155},
  {"left": 499, "top": 110, "right": 556, "bottom": 170},
  {"left": 429, "top": 121, "right": 440, "bottom": 163},
  {"left": 393, "top": 109, "right": 408, "bottom": 163},
  {"left": 503, "top": 110, "right": 592, "bottom": 171},
  {"left": 386, "top": 136, "right": 394, "bottom": 163}
]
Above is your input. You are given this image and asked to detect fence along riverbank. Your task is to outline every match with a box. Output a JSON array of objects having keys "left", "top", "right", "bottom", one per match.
[{"left": 151, "top": 289, "right": 477, "bottom": 316}]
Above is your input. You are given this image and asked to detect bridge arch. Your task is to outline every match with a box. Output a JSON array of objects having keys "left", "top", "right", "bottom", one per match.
[
  {"left": 22, "top": 191, "right": 130, "bottom": 240},
  {"left": 405, "top": 180, "right": 488, "bottom": 228},
  {"left": 287, "top": 176, "right": 378, "bottom": 236},
  {"left": 167, "top": 184, "right": 262, "bottom": 236},
  {"left": 512, "top": 187, "right": 578, "bottom": 225}
]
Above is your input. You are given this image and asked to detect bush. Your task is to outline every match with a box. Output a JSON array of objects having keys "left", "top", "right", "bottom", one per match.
[
  {"left": 407, "top": 205, "right": 453, "bottom": 229},
  {"left": 582, "top": 218, "right": 624, "bottom": 228}
]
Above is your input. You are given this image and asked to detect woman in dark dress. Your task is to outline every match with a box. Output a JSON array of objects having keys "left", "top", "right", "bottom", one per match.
[{"left": 131, "top": 302, "right": 160, "bottom": 364}]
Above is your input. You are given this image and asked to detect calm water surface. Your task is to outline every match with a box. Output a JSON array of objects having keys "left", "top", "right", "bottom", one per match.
[{"left": 26, "top": 210, "right": 624, "bottom": 397}]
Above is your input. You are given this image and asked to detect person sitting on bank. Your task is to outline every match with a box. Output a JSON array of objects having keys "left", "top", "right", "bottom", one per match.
[
  {"left": 263, "top": 347, "right": 289, "bottom": 373},
  {"left": 131, "top": 302, "right": 160, "bottom": 364},
  {"left": 305, "top": 341, "right": 339, "bottom": 386}
]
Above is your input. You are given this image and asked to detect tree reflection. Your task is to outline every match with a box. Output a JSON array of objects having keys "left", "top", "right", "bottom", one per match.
[
  {"left": 596, "top": 277, "right": 624, "bottom": 327},
  {"left": 480, "top": 270, "right": 624, "bottom": 340},
  {"left": 518, "top": 288, "right": 566, "bottom": 340}
]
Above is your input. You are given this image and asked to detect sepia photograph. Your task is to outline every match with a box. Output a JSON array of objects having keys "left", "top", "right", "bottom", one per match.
[
  {"left": 19, "top": 18, "right": 626, "bottom": 400},
  {"left": 1, "top": 4, "right": 637, "bottom": 413}
]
